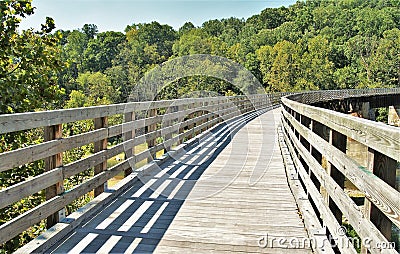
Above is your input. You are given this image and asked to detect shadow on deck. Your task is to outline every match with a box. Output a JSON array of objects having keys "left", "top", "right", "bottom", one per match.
[{"left": 48, "top": 110, "right": 265, "bottom": 253}]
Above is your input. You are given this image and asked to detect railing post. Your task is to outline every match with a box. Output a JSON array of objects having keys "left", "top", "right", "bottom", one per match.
[
  {"left": 188, "top": 103, "right": 196, "bottom": 139},
  {"left": 178, "top": 105, "right": 184, "bottom": 145},
  {"left": 124, "top": 112, "right": 135, "bottom": 176},
  {"left": 363, "top": 149, "right": 396, "bottom": 245},
  {"left": 148, "top": 109, "right": 157, "bottom": 160},
  {"left": 94, "top": 116, "right": 108, "bottom": 197},
  {"left": 388, "top": 105, "right": 400, "bottom": 127},
  {"left": 44, "top": 124, "right": 64, "bottom": 228},
  {"left": 328, "top": 130, "right": 346, "bottom": 224},
  {"left": 202, "top": 101, "right": 208, "bottom": 132},
  {"left": 164, "top": 108, "right": 172, "bottom": 152}
]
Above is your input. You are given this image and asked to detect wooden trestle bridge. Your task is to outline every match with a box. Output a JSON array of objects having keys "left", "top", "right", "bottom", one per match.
[{"left": 0, "top": 89, "right": 399, "bottom": 253}]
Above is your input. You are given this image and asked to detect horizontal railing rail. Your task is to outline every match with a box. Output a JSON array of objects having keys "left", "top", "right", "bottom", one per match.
[
  {"left": 0, "top": 93, "right": 284, "bottom": 246},
  {"left": 281, "top": 88, "right": 400, "bottom": 254}
]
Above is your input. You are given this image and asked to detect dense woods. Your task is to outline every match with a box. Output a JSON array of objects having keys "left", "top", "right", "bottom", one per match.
[{"left": 0, "top": 0, "right": 399, "bottom": 252}]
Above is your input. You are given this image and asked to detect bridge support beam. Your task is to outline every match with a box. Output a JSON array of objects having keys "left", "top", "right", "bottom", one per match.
[
  {"left": 201, "top": 101, "right": 208, "bottom": 133},
  {"left": 188, "top": 107, "right": 195, "bottom": 139},
  {"left": 44, "top": 124, "right": 65, "bottom": 229},
  {"left": 94, "top": 116, "right": 108, "bottom": 197},
  {"left": 361, "top": 101, "right": 376, "bottom": 121},
  {"left": 124, "top": 112, "right": 135, "bottom": 176}
]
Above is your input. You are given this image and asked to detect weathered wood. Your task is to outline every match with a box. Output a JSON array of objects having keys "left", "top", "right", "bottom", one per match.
[
  {"left": 36, "top": 108, "right": 311, "bottom": 254},
  {"left": 281, "top": 97, "right": 400, "bottom": 161},
  {"left": 0, "top": 168, "right": 63, "bottom": 210},
  {"left": 147, "top": 109, "right": 158, "bottom": 160},
  {"left": 0, "top": 94, "right": 285, "bottom": 249},
  {"left": 0, "top": 90, "right": 394, "bottom": 135},
  {"left": 0, "top": 97, "right": 239, "bottom": 134},
  {"left": 282, "top": 119, "right": 393, "bottom": 254},
  {"left": 282, "top": 122, "right": 358, "bottom": 254},
  {"left": 365, "top": 148, "right": 397, "bottom": 241},
  {"left": 44, "top": 124, "right": 64, "bottom": 228},
  {"left": 94, "top": 117, "right": 108, "bottom": 197},
  {"left": 176, "top": 105, "right": 184, "bottom": 146},
  {"left": 0, "top": 128, "right": 108, "bottom": 173},
  {"left": 124, "top": 112, "right": 135, "bottom": 176},
  {"left": 282, "top": 109, "right": 400, "bottom": 229},
  {"left": 7, "top": 90, "right": 399, "bottom": 252},
  {"left": 0, "top": 161, "right": 127, "bottom": 245},
  {"left": 278, "top": 127, "right": 334, "bottom": 254},
  {"left": 328, "top": 129, "right": 346, "bottom": 225}
]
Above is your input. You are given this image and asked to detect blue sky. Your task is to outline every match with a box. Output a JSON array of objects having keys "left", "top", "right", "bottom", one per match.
[{"left": 20, "top": 0, "right": 298, "bottom": 32}]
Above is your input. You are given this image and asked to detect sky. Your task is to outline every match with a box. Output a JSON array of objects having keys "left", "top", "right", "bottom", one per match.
[{"left": 20, "top": 0, "right": 298, "bottom": 32}]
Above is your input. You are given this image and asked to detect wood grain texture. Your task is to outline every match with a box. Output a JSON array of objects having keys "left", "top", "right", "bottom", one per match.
[
  {"left": 94, "top": 117, "right": 108, "bottom": 197},
  {"left": 0, "top": 95, "right": 269, "bottom": 134},
  {"left": 282, "top": 109, "right": 400, "bottom": 229},
  {"left": 0, "top": 160, "right": 128, "bottom": 244},
  {"left": 0, "top": 128, "right": 108, "bottom": 172},
  {"left": 282, "top": 97, "right": 400, "bottom": 161},
  {"left": 281, "top": 121, "right": 358, "bottom": 254},
  {"left": 44, "top": 124, "right": 64, "bottom": 228},
  {"left": 281, "top": 118, "right": 394, "bottom": 254},
  {"left": 37, "top": 108, "right": 310, "bottom": 254}
]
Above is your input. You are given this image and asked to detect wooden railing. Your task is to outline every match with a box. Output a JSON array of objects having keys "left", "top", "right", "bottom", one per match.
[
  {"left": 0, "top": 93, "right": 283, "bottom": 246},
  {"left": 280, "top": 88, "right": 400, "bottom": 254}
]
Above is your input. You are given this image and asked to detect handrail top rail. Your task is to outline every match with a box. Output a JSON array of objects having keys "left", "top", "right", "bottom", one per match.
[
  {"left": 281, "top": 88, "right": 400, "bottom": 161},
  {"left": 0, "top": 94, "right": 270, "bottom": 134},
  {"left": 283, "top": 87, "right": 400, "bottom": 105}
]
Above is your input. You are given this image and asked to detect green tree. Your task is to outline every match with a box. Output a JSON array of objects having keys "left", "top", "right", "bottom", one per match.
[
  {"left": 83, "top": 31, "right": 125, "bottom": 72},
  {"left": 267, "top": 40, "right": 301, "bottom": 92},
  {"left": 0, "top": 1, "right": 65, "bottom": 114},
  {"left": 76, "top": 71, "right": 119, "bottom": 105},
  {"left": 297, "top": 35, "right": 334, "bottom": 90},
  {"left": 178, "top": 21, "right": 195, "bottom": 35},
  {"left": 0, "top": 0, "right": 65, "bottom": 252},
  {"left": 81, "top": 23, "right": 98, "bottom": 39},
  {"left": 64, "top": 30, "right": 88, "bottom": 72}
]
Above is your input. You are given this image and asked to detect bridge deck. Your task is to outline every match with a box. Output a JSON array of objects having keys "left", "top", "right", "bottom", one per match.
[{"left": 48, "top": 109, "right": 311, "bottom": 253}]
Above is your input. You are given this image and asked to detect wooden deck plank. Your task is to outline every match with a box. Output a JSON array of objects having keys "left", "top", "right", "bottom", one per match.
[
  {"left": 153, "top": 109, "right": 310, "bottom": 253},
  {"left": 47, "top": 109, "right": 311, "bottom": 253}
]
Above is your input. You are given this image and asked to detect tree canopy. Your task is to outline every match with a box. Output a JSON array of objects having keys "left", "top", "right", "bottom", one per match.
[{"left": 1, "top": 0, "right": 399, "bottom": 251}]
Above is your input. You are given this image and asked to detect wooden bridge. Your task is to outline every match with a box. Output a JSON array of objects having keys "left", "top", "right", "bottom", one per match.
[{"left": 0, "top": 89, "right": 399, "bottom": 253}]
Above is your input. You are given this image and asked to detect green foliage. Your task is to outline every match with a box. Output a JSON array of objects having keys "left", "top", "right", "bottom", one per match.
[
  {"left": 75, "top": 71, "right": 120, "bottom": 105},
  {"left": 0, "top": 0, "right": 65, "bottom": 115},
  {"left": 343, "top": 222, "right": 362, "bottom": 253},
  {"left": 0, "top": 1, "right": 64, "bottom": 251},
  {"left": 376, "top": 107, "right": 389, "bottom": 123},
  {"left": 83, "top": 31, "right": 125, "bottom": 72},
  {"left": 55, "top": 0, "right": 400, "bottom": 98},
  {"left": 2, "top": 0, "right": 400, "bottom": 252}
]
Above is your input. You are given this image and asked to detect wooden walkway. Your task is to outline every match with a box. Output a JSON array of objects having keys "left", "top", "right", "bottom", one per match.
[{"left": 48, "top": 108, "right": 311, "bottom": 253}]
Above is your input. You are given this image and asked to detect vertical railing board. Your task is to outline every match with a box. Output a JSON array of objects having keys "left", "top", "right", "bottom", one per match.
[
  {"left": 365, "top": 148, "right": 397, "bottom": 240},
  {"left": 124, "top": 112, "right": 135, "bottom": 176},
  {"left": 328, "top": 129, "right": 346, "bottom": 225},
  {"left": 94, "top": 116, "right": 108, "bottom": 197},
  {"left": 147, "top": 109, "right": 157, "bottom": 161},
  {"left": 44, "top": 124, "right": 64, "bottom": 228}
]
